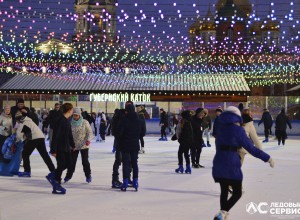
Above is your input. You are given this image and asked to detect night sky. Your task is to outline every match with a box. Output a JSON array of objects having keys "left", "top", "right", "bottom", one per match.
[{"left": 0, "top": 0, "right": 299, "bottom": 50}]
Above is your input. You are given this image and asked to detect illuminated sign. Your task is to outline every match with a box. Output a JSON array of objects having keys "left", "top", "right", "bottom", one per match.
[{"left": 90, "top": 93, "right": 151, "bottom": 103}]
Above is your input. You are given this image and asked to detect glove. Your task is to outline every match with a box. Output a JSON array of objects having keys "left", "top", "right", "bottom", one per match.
[
  {"left": 268, "top": 158, "right": 274, "bottom": 168},
  {"left": 86, "top": 140, "right": 91, "bottom": 146}
]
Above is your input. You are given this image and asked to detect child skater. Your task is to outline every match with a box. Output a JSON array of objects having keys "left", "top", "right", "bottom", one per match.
[
  {"left": 175, "top": 110, "right": 193, "bottom": 174},
  {"left": 212, "top": 106, "right": 274, "bottom": 220}
]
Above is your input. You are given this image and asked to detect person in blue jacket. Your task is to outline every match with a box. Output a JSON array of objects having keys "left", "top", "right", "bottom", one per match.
[{"left": 212, "top": 106, "right": 274, "bottom": 220}]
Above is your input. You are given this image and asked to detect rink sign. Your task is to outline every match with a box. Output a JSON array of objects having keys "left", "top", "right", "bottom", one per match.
[{"left": 90, "top": 93, "right": 151, "bottom": 103}]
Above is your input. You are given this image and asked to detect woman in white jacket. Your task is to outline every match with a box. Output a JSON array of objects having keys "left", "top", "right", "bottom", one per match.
[
  {"left": 239, "top": 108, "right": 263, "bottom": 165},
  {"left": 15, "top": 111, "right": 55, "bottom": 177},
  {"left": 64, "top": 108, "right": 93, "bottom": 183}
]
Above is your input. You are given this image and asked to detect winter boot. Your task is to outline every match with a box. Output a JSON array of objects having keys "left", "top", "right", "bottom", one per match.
[
  {"left": 207, "top": 141, "right": 211, "bottom": 147},
  {"left": 112, "top": 180, "right": 123, "bottom": 188},
  {"left": 213, "top": 210, "right": 228, "bottom": 220},
  {"left": 263, "top": 137, "right": 269, "bottom": 143},
  {"left": 52, "top": 181, "right": 66, "bottom": 195},
  {"left": 120, "top": 179, "right": 128, "bottom": 191},
  {"left": 86, "top": 176, "right": 92, "bottom": 183},
  {"left": 175, "top": 165, "right": 184, "bottom": 173},
  {"left": 185, "top": 165, "right": 192, "bottom": 174},
  {"left": 133, "top": 178, "right": 139, "bottom": 191},
  {"left": 18, "top": 172, "right": 31, "bottom": 177}
]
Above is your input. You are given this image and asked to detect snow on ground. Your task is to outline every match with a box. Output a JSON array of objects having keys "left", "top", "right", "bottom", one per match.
[{"left": 0, "top": 135, "right": 300, "bottom": 220}]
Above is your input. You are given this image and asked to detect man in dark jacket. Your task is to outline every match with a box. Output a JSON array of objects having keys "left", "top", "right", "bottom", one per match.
[
  {"left": 45, "top": 103, "right": 63, "bottom": 145},
  {"left": 10, "top": 98, "right": 32, "bottom": 127},
  {"left": 136, "top": 105, "right": 147, "bottom": 153},
  {"left": 47, "top": 103, "right": 75, "bottom": 195},
  {"left": 119, "top": 104, "right": 146, "bottom": 191},
  {"left": 159, "top": 108, "right": 168, "bottom": 141},
  {"left": 275, "top": 108, "right": 292, "bottom": 146},
  {"left": 191, "top": 108, "right": 208, "bottom": 168},
  {"left": 258, "top": 108, "right": 273, "bottom": 143}
]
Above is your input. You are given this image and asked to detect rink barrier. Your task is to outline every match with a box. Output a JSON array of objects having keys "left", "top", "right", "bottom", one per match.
[{"left": 145, "top": 119, "right": 300, "bottom": 136}]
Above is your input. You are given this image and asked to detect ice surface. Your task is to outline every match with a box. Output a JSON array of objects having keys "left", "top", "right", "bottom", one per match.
[{"left": 0, "top": 135, "right": 299, "bottom": 220}]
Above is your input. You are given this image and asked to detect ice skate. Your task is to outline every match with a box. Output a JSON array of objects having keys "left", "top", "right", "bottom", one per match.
[
  {"left": 175, "top": 165, "right": 184, "bottom": 173},
  {"left": 185, "top": 165, "right": 192, "bottom": 174},
  {"left": 45, "top": 172, "right": 55, "bottom": 185},
  {"left": 64, "top": 177, "right": 71, "bottom": 183},
  {"left": 213, "top": 210, "right": 228, "bottom": 220},
  {"left": 139, "top": 147, "right": 145, "bottom": 154},
  {"left": 262, "top": 137, "right": 269, "bottom": 143},
  {"left": 121, "top": 179, "right": 128, "bottom": 192},
  {"left": 133, "top": 178, "right": 139, "bottom": 191},
  {"left": 192, "top": 164, "right": 200, "bottom": 168},
  {"left": 158, "top": 137, "right": 164, "bottom": 141},
  {"left": 18, "top": 172, "right": 31, "bottom": 177},
  {"left": 86, "top": 176, "right": 92, "bottom": 183},
  {"left": 52, "top": 181, "right": 66, "bottom": 195},
  {"left": 197, "top": 164, "right": 205, "bottom": 168},
  {"left": 112, "top": 180, "right": 123, "bottom": 188},
  {"left": 207, "top": 142, "right": 211, "bottom": 147},
  {"left": 164, "top": 137, "right": 168, "bottom": 141}
]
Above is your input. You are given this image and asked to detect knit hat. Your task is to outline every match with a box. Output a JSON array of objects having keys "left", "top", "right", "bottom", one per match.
[
  {"left": 195, "top": 108, "right": 208, "bottom": 116},
  {"left": 216, "top": 106, "right": 223, "bottom": 113},
  {"left": 16, "top": 98, "right": 24, "bottom": 104},
  {"left": 224, "top": 106, "right": 241, "bottom": 117},
  {"left": 126, "top": 104, "right": 135, "bottom": 113},
  {"left": 15, "top": 111, "right": 25, "bottom": 121},
  {"left": 73, "top": 107, "right": 81, "bottom": 115}
]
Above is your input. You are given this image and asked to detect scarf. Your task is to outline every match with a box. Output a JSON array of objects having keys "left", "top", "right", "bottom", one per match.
[{"left": 71, "top": 116, "right": 83, "bottom": 126}]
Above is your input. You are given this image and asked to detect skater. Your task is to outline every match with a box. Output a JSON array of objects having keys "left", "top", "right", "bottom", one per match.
[
  {"left": 202, "top": 110, "right": 212, "bottom": 147},
  {"left": 15, "top": 111, "right": 55, "bottom": 178},
  {"left": 175, "top": 110, "right": 193, "bottom": 174},
  {"left": 111, "top": 108, "right": 125, "bottom": 188},
  {"left": 191, "top": 108, "right": 208, "bottom": 168},
  {"left": 90, "top": 112, "right": 97, "bottom": 137},
  {"left": 275, "top": 108, "right": 292, "bottom": 146},
  {"left": 0, "top": 105, "right": 13, "bottom": 161},
  {"left": 212, "top": 107, "right": 223, "bottom": 142},
  {"left": 159, "top": 108, "right": 168, "bottom": 141},
  {"left": 45, "top": 103, "right": 62, "bottom": 144},
  {"left": 30, "top": 108, "right": 39, "bottom": 126},
  {"left": 239, "top": 108, "right": 262, "bottom": 165},
  {"left": 258, "top": 108, "right": 273, "bottom": 143},
  {"left": 119, "top": 104, "right": 145, "bottom": 191},
  {"left": 10, "top": 98, "right": 33, "bottom": 127},
  {"left": 64, "top": 108, "right": 93, "bottom": 183},
  {"left": 41, "top": 110, "right": 49, "bottom": 137},
  {"left": 212, "top": 106, "right": 274, "bottom": 220},
  {"left": 136, "top": 105, "right": 147, "bottom": 154},
  {"left": 99, "top": 118, "right": 107, "bottom": 142},
  {"left": 47, "top": 103, "right": 75, "bottom": 194}
]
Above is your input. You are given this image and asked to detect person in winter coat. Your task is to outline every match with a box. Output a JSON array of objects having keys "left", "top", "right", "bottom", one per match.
[
  {"left": 90, "top": 112, "right": 97, "bottom": 136},
  {"left": 95, "top": 111, "right": 106, "bottom": 142},
  {"left": 258, "top": 108, "right": 273, "bottom": 143},
  {"left": 15, "top": 111, "right": 55, "bottom": 178},
  {"left": 202, "top": 112, "right": 212, "bottom": 147},
  {"left": 45, "top": 103, "right": 63, "bottom": 144},
  {"left": 212, "top": 106, "right": 274, "bottom": 220},
  {"left": 212, "top": 107, "right": 223, "bottom": 140},
  {"left": 119, "top": 104, "right": 145, "bottom": 191},
  {"left": 10, "top": 98, "right": 33, "bottom": 127},
  {"left": 47, "top": 103, "right": 75, "bottom": 194},
  {"left": 275, "top": 108, "right": 292, "bottom": 146},
  {"left": 159, "top": 108, "right": 168, "bottom": 141},
  {"left": 111, "top": 108, "right": 125, "bottom": 188},
  {"left": 175, "top": 110, "right": 193, "bottom": 174},
  {"left": 191, "top": 108, "right": 208, "bottom": 168},
  {"left": 99, "top": 118, "right": 107, "bottom": 142},
  {"left": 0, "top": 106, "right": 13, "bottom": 161},
  {"left": 41, "top": 110, "right": 49, "bottom": 137},
  {"left": 136, "top": 105, "right": 147, "bottom": 154},
  {"left": 64, "top": 107, "right": 93, "bottom": 183},
  {"left": 239, "top": 108, "right": 263, "bottom": 165}
]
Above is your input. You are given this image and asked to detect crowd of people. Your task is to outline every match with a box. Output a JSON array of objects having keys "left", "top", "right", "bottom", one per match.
[{"left": 0, "top": 99, "right": 295, "bottom": 219}]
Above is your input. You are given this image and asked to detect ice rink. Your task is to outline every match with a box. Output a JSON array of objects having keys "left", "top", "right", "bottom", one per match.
[{"left": 0, "top": 135, "right": 299, "bottom": 220}]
